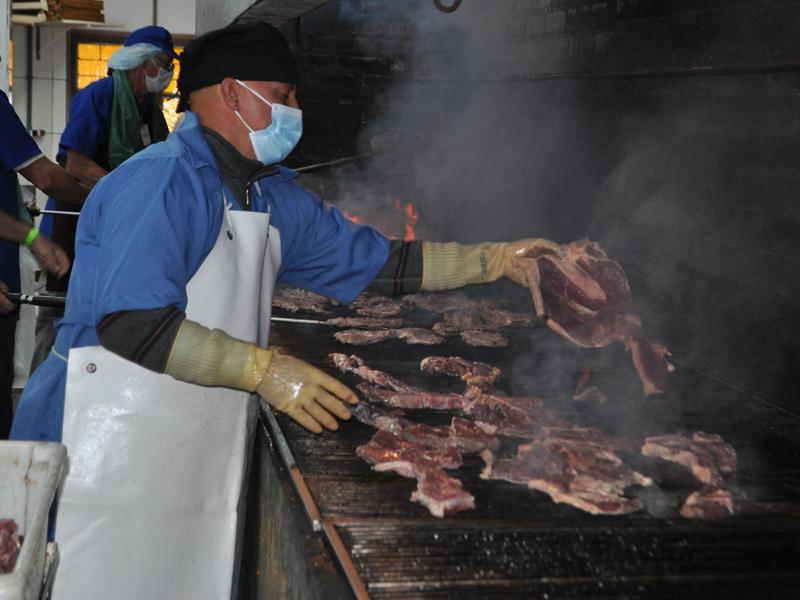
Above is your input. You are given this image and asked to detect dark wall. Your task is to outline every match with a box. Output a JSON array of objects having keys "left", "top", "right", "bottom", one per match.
[{"left": 280, "top": 0, "right": 800, "bottom": 412}]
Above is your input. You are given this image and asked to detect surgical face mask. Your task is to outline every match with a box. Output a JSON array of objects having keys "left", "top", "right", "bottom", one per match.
[
  {"left": 144, "top": 58, "right": 173, "bottom": 93},
  {"left": 233, "top": 79, "right": 303, "bottom": 165}
]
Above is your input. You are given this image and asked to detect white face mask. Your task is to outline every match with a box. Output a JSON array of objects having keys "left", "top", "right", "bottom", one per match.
[{"left": 144, "top": 58, "right": 172, "bottom": 93}]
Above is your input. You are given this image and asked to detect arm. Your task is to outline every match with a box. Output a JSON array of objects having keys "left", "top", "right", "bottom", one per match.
[
  {"left": 96, "top": 307, "right": 356, "bottom": 433},
  {"left": 18, "top": 156, "right": 90, "bottom": 207},
  {"left": 64, "top": 149, "right": 108, "bottom": 187},
  {"left": 0, "top": 211, "right": 70, "bottom": 277}
]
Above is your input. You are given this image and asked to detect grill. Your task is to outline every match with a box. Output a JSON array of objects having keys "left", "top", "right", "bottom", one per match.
[{"left": 246, "top": 283, "right": 800, "bottom": 598}]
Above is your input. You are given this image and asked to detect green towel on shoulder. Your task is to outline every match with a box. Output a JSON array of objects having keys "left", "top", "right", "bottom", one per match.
[{"left": 108, "top": 69, "right": 170, "bottom": 170}]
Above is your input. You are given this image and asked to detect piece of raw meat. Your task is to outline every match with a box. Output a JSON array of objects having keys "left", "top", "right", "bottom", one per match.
[
  {"left": 330, "top": 353, "right": 419, "bottom": 393},
  {"left": 680, "top": 488, "right": 735, "bottom": 519},
  {"left": 325, "top": 317, "right": 403, "bottom": 329},
  {"left": 357, "top": 383, "right": 470, "bottom": 411},
  {"left": 334, "top": 328, "right": 444, "bottom": 346},
  {"left": 351, "top": 402, "right": 411, "bottom": 436},
  {"left": 420, "top": 356, "right": 501, "bottom": 386},
  {"left": 641, "top": 432, "right": 737, "bottom": 486},
  {"left": 459, "top": 330, "right": 508, "bottom": 347},
  {"left": 518, "top": 239, "right": 674, "bottom": 395},
  {"left": 272, "top": 287, "right": 332, "bottom": 314},
  {"left": 0, "top": 519, "right": 20, "bottom": 574}
]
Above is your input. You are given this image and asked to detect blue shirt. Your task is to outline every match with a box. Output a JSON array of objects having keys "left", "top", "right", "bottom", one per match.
[
  {"left": 40, "top": 77, "right": 114, "bottom": 237},
  {"left": 0, "top": 90, "right": 42, "bottom": 302},
  {"left": 11, "top": 111, "right": 390, "bottom": 442}
]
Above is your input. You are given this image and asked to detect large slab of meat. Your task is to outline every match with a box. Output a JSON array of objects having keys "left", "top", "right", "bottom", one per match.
[
  {"left": 0, "top": 519, "right": 20, "bottom": 574},
  {"left": 481, "top": 429, "right": 652, "bottom": 515},
  {"left": 272, "top": 287, "right": 333, "bottom": 315},
  {"left": 334, "top": 327, "right": 444, "bottom": 346},
  {"left": 357, "top": 430, "right": 475, "bottom": 517},
  {"left": 519, "top": 239, "right": 674, "bottom": 395},
  {"left": 641, "top": 432, "right": 737, "bottom": 487}
]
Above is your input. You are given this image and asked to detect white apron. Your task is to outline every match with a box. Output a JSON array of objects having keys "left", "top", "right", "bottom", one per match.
[{"left": 54, "top": 200, "right": 281, "bottom": 600}]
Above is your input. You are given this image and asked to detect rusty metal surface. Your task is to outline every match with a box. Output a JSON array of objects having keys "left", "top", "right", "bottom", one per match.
[{"left": 263, "top": 284, "right": 800, "bottom": 598}]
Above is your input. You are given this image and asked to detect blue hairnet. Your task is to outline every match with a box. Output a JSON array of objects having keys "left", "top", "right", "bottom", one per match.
[{"left": 107, "top": 42, "right": 162, "bottom": 70}]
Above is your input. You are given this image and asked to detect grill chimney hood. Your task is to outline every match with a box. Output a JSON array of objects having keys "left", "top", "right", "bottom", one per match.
[{"left": 196, "top": 0, "right": 331, "bottom": 34}]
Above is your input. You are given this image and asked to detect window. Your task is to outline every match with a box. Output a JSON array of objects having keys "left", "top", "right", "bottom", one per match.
[{"left": 69, "top": 31, "right": 191, "bottom": 131}]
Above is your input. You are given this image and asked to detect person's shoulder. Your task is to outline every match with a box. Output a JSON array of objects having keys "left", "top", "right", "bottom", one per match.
[{"left": 70, "top": 77, "right": 113, "bottom": 112}]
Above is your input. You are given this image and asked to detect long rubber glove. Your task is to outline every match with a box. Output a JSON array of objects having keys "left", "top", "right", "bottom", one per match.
[
  {"left": 165, "top": 320, "right": 357, "bottom": 433},
  {"left": 421, "top": 238, "right": 560, "bottom": 291}
]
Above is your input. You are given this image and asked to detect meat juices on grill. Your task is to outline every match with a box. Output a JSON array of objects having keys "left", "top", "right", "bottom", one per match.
[
  {"left": 459, "top": 330, "right": 509, "bottom": 347},
  {"left": 518, "top": 239, "right": 675, "bottom": 395},
  {"left": 334, "top": 328, "right": 445, "bottom": 346},
  {"left": 357, "top": 431, "right": 474, "bottom": 517},
  {"left": 480, "top": 434, "right": 651, "bottom": 515},
  {"left": 420, "top": 356, "right": 502, "bottom": 387},
  {"left": 0, "top": 519, "right": 21, "bottom": 574},
  {"left": 357, "top": 383, "right": 470, "bottom": 411},
  {"left": 680, "top": 488, "right": 736, "bottom": 519},
  {"left": 272, "top": 287, "right": 333, "bottom": 315},
  {"left": 324, "top": 317, "right": 403, "bottom": 329},
  {"left": 641, "top": 432, "right": 737, "bottom": 486},
  {"left": 330, "top": 353, "right": 419, "bottom": 392}
]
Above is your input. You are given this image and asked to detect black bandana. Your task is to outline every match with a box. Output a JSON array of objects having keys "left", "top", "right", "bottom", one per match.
[{"left": 177, "top": 22, "right": 298, "bottom": 112}]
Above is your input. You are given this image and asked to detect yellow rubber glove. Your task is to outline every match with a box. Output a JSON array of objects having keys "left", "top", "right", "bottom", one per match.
[
  {"left": 165, "top": 320, "right": 357, "bottom": 433},
  {"left": 421, "top": 238, "right": 559, "bottom": 290}
]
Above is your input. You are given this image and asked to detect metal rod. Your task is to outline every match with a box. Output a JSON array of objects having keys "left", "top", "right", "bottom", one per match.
[
  {"left": 261, "top": 405, "right": 323, "bottom": 532},
  {"left": 269, "top": 316, "right": 326, "bottom": 326},
  {"left": 6, "top": 293, "right": 66, "bottom": 307},
  {"left": 31, "top": 209, "right": 80, "bottom": 217},
  {"left": 295, "top": 153, "right": 374, "bottom": 174},
  {"left": 321, "top": 520, "right": 370, "bottom": 600}
]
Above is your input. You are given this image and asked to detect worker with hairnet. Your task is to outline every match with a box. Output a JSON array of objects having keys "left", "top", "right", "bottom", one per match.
[
  {"left": 11, "top": 22, "right": 557, "bottom": 598},
  {"left": 30, "top": 26, "right": 178, "bottom": 374}
]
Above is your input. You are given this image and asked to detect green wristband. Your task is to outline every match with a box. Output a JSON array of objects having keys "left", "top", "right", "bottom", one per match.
[{"left": 25, "top": 227, "right": 40, "bottom": 248}]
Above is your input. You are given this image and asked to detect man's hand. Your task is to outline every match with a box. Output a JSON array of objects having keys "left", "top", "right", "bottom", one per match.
[
  {"left": 31, "top": 234, "right": 71, "bottom": 278},
  {"left": 256, "top": 349, "right": 357, "bottom": 433},
  {"left": 0, "top": 282, "right": 16, "bottom": 314},
  {"left": 500, "top": 238, "right": 560, "bottom": 286}
]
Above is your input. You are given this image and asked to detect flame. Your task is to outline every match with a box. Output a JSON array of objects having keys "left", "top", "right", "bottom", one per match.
[
  {"left": 342, "top": 209, "right": 363, "bottom": 224},
  {"left": 403, "top": 202, "right": 419, "bottom": 241}
]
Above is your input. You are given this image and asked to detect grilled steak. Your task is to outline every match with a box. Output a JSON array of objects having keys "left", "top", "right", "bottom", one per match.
[
  {"left": 680, "top": 488, "right": 736, "bottom": 519},
  {"left": 641, "top": 432, "right": 737, "bottom": 486},
  {"left": 481, "top": 435, "right": 651, "bottom": 516},
  {"left": 402, "top": 292, "right": 476, "bottom": 313},
  {"left": 459, "top": 330, "right": 508, "bottom": 347},
  {"left": 0, "top": 519, "right": 20, "bottom": 574},
  {"left": 432, "top": 306, "right": 532, "bottom": 335},
  {"left": 272, "top": 287, "right": 332, "bottom": 314},
  {"left": 325, "top": 317, "right": 403, "bottom": 329},
  {"left": 330, "top": 353, "right": 419, "bottom": 392},
  {"left": 352, "top": 402, "right": 411, "bottom": 436},
  {"left": 349, "top": 292, "right": 404, "bottom": 317},
  {"left": 519, "top": 239, "right": 674, "bottom": 395},
  {"left": 334, "top": 328, "right": 444, "bottom": 346},
  {"left": 357, "top": 383, "right": 470, "bottom": 411},
  {"left": 467, "top": 393, "right": 547, "bottom": 438},
  {"left": 411, "top": 469, "right": 476, "bottom": 517},
  {"left": 420, "top": 356, "right": 501, "bottom": 387},
  {"left": 357, "top": 431, "right": 474, "bottom": 517}
]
